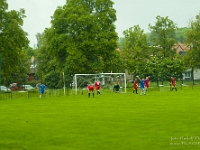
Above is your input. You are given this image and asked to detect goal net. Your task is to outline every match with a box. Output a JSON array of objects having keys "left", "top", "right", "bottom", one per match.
[{"left": 72, "top": 73, "right": 126, "bottom": 95}]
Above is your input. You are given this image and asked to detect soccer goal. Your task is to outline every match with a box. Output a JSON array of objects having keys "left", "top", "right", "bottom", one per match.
[{"left": 72, "top": 73, "right": 126, "bottom": 95}]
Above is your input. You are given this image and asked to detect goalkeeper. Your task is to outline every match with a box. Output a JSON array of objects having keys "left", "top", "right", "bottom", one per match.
[{"left": 113, "top": 82, "right": 120, "bottom": 93}]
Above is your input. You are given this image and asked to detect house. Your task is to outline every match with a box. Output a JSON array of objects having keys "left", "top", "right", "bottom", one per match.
[
  {"left": 27, "top": 56, "right": 36, "bottom": 82},
  {"left": 173, "top": 42, "right": 190, "bottom": 55},
  {"left": 183, "top": 68, "right": 200, "bottom": 81},
  {"left": 173, "top": 43, "right": 200, "bottom": 81}
]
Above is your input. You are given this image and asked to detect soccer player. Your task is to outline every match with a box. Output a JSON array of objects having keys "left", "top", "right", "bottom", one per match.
[
  {"left": 136, "top": 76, "right": 146, "bottom": 96},
  {"left": 95, "top": 80, "right": 101, "bottom": 95},
  {"left": 113, "top": 82, "right": 120, "bottom": 93},
  {"left": 144, "top": 76, "right": 150, "bottom": 92},
  {"left": 133, "top": 78, "right": 138, "bottom": 94},
  {"left": 39, "top": 83, "right": 46, "bottom": 98},
  {"left": 87, "top": 83, "right": 94, "bottom": 98},
  {"left": 171, "top": 76, "right": 177, "bottom": 91}
]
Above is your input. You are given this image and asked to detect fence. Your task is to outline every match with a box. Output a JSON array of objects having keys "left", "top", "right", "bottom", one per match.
[
  {"left": 1, "top": 76, "right": 200, "bottom": 100},
  {"left": 0, "top": 89, "right": 69, "bottom": 100}
]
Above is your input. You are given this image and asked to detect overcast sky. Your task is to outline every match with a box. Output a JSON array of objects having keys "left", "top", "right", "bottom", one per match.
[{"left": 7, "top": 0, "right": 200, "bottom": 48}]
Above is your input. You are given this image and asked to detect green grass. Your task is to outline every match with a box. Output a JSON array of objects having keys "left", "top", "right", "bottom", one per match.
[{"left": 0, "top": 89, "right": 200, "bottom": 150}]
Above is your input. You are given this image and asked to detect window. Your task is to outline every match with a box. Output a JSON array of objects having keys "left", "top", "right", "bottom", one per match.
[{"left": 185, "top": 72, "right": 191, "bottom": 78}]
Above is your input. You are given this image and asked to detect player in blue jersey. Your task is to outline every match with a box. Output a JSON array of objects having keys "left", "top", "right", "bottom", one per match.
[
  {"left": 39, "top": 83, "right": 46, "bottom": 98},
  {"left": 136, "top": 76, "right": 146, "bottom": 96}
]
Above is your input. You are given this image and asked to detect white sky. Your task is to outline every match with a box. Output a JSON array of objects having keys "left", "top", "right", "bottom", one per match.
[{"left": 7, "top": 0, "right": 200, "bottom": 48}]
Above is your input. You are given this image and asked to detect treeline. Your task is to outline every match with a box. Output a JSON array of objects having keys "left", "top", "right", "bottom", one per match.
[
  {"left": 0, "top": 0, "right": 200, "bottom": 89},
  {"left": 119, "top": 27, "right": 190, "bottom": 49}
]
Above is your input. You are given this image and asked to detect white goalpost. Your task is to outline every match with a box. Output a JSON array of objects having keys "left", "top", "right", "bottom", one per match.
[{"left": 73, "top": 73, "right": 126, "bottom": 95}]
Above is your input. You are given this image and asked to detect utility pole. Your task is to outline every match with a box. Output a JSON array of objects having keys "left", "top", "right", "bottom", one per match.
[{"left": 0, "top": 30, "right": 2, "bottom": 91}]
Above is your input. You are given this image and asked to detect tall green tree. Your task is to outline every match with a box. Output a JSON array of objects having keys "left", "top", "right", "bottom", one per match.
[
  {"left": 121, "top": 25, "right": 149, "bottom": 75},
  {"left": 35, "top": 30, "right": 62, "bottom": 87},
  {"left": 184, "top": 12, "right": 200, "bottom": 68},
  {"left": 51, "top": 0, "right": 118, "bottom": 74},
  {"left": 36, "top": 0, "right": 120, "bottom": 87},
  {"left": 183, "top": 12, "right": 200, "bottom": 83},
  {"left": 149, "top": 16, "right": 177, "bottom": 58},
  {"left": 0, "top": 0, "right": 29, "bottom": 84}
]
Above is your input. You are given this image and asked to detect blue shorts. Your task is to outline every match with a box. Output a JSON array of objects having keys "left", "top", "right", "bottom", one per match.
[
  {"left": 140, "top": 86, "right": 144, "bottom": 90},
  {"left": 40, "top": 90, "right": 44, "bottom": 94}
]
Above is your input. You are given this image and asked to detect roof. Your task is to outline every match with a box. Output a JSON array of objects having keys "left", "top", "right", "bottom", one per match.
[{"left": 173, "top": 42, "right": 190, "bottom": 53}]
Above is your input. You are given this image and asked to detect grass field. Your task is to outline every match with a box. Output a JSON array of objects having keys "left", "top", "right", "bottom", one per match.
[{"left": 0, "top": 88, "right": 200, "bottom": 150}]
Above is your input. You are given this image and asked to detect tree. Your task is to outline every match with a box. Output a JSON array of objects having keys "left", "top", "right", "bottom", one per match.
[
  {"left": 51, "top": 0, "right": 118, "bottom": 73},
  {"left": 142, "top": 54, "right": 185, "bottom": 85},
  {"left": 0, "top": 0, "right": 29, "bottom": 84},
  {"left": 149, "top": 16, "right": 177, "bottom": 58},
  {"left": 175, "top": 27, "right": 190, "bottom": 43},
  {"left": 184, "top": 12, "right": 200, "bottom": 68},
  {"left": 24, "top": 47, "right": 36, "bottom": 57},
  {"left": 121, "top": 25, "right": 149, "bottom": 75},
  {"left": 35, "top": 29, "right": 62, "bottom": 87},
  {"left": 36, "top": 0, "right": 120, "bottom": 88},
  {"left": 117, "top": 37, "right": 126, "bottom": 49},
  {"left": 183, "top": 12, "right": 200, "bottom": 84}
]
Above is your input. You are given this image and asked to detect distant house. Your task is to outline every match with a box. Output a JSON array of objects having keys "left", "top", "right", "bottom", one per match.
[
  {"left": 27, "top": 56, "right": 37, "bottom": 82},
  {"left": 183, "top": 68, "right": 200, "bottom": 81},
  {"left": 173, "top": 42, "right": 190, "bottom": 55},
  {"left": 173, "top": 43, "right": 200, "bottom": 81}
]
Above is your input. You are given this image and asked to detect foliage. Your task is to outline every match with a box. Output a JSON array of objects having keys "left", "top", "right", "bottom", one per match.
[
  {"left": 148, "top": 16, "right": 177, "bottom": 58},
  {"left": 159, "top": 56, "right": 185, "bottom": 80},
  {"left": 44, "top": 71, "right": 62, "bottom": 89},
  {"left": 24, "top": 47, "right": 36, "bottom": 57},
  {"left": 136, "top": 55, "right": 185, "bottom": 81},
  {"left": 117, "top": 37, "right": 126, "bottom": 49},
  {"left": 175, "top": 27, "right": 190, "bottom": 43},
  {"left": 35, "top": 30, "right": 60, "bottom": 83},
  {"left": 146, "top": 27, "right": 190, "bottom": 45},
  {"left": 0, "top": 0, "right": 29, "bottom": 84},
  {"left": 62, "top": 0, "right": 118, "bottom": 73},
  {"left": 121, "top": 25, "right": 149, "bottom": 75},
  {"left": 36, "top": 0, "right": 122, "bottom": 86},
  {"left": 120, "top": 22, "right": 185, "bottom": 79},
  {"left": 184, "top": 12, "right": 200, "bottom": 68}
]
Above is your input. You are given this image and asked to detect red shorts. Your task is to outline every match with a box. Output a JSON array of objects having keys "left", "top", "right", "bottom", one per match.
[
  {"left": 88, "top": 86, "right": 94, "bottom": 91},
  {"left": 172, "top": 83, "right": 175, "bottom": 87},
  {"left": 96, "top": 86, "right": 100, "bottom": 90}
]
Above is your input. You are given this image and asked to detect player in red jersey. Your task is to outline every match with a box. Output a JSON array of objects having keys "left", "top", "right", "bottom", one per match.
[
  {"left": 133, "top": 78, "right": 138, "bottom": 94},
  {"left": 171, "top": 77, "right": 177, "bottom": 91},
  {"left": 95, "top": 80, "right": 101, "bottom": 95},
  {"left": 144, "top": 76, "right": 150, "bottom": 92},
  {"left": 87, "top": 84, "right": 94, "bottom": 97}
]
